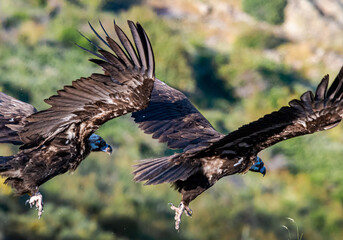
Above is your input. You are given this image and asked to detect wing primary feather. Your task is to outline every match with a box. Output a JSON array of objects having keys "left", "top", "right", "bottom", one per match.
[
  {"left": 20, "top": 19, "right": 157, "bottom": 148},
  {"left": 105, "top": 36, "right": 133, "bottom": 67},
  {"left": 114, "top": 24, "right": 140, "bottom": 67},
  {"left": 98, "top": 50, "right": 126, "bottom": 69},
  {"left": 135, "top": 23, "right": 149, "bottom": 71},
  {"left": 315, "top": 74, "right": 329, "bottom": 101},
  {"left": 127, "top": 21, "right": 144, "bottom": 67},
  {"left": 88, "top": 21, "right": 111, "bottom": 48},
  {"left": 98, "top": 20, "right": 110, "bottom": 39},
  {"left": 89, "top": 58, "right": 114, "bottom": 69},
  {"left": 200, "top": 67, "right": 343, "bottom": 157},
  {"left": 77, "top": 31, "right": 105, "bottom": 51},
  {"left": 138, "top": 23, "right": 155, "bottom": 77},
  {"left": 74, "top": 43, "right": 107, "bottom": 61},
  {"left": 330, "top": 80, "right": 343, "bottom": 100},
  {"left": 300, "top": 91, "right": 314, "bottom": 103},
  {"left": 327, "top": 67, "right": 343, "bottom": 99}
]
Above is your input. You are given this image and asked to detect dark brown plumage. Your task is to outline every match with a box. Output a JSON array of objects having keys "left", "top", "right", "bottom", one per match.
[
  {"left": 0, "top": 93, "right": 37, "bottom": 145},
  {"left": 132, "top": 47, "right": 343, "bottom": 229},
  {"left": 0, "top": 20, "right": 155, "bottom": 217}
]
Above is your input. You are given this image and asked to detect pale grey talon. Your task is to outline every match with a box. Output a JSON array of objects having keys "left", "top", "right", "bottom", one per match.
[
  {"left": 26, "top": 192, "right": 44, "bottom": 218},
  {"left": 185, "top": 206, "right": 192, "bottom": 217},
  {"left": 169, "top": 202, "right": 192, "bottom": 231}
]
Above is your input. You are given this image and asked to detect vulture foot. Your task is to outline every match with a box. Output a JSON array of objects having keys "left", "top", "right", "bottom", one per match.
[
  {"left": 169, "top": 202, "right": 192, "bottom": 231},
  {"left": 26, "top": 191, "right": 44, "bottom": 218}
]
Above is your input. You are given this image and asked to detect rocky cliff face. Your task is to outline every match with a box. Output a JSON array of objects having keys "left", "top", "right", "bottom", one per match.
[
  {"left": 284, "top": 0, "right": 343, "bottom": 48},
  {"left": 146, "top": 0, "right": 343, "bottom": 76}
]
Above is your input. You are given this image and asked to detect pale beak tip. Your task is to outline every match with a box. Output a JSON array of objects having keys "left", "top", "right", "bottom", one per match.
[{"left": 106, "top": 146, "right": 113, "bottom": 155}]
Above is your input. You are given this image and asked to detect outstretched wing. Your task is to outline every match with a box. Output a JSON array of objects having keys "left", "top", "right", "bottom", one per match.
[
  {"left": 19, "top": 20, "right": 155, "bottom": 148},
  {"left": 0, "top": 92, "right": 37, "bottom": 145},
  {"left": 193, "top": 67, "right": 343, "bottom": 158},
  {"left": 132, "top": 79, "right": 224, "bottom": 151},
  {"left": 134, "top": 67, "right": 343, "bottom": 186}
]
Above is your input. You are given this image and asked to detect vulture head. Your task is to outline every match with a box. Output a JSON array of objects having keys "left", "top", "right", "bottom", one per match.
[
  {"left": 88, "top": 134, "right": 112, "bottom": 155},
  {"left": 249, "top": 156, "right": 266, "bottom": 176}
]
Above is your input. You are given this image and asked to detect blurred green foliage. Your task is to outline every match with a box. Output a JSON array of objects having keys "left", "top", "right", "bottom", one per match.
[
  {"left": 242, "top": 0, "right": 287, "bottom": 25},
  {"left": 235, "top": 29, "right": 287, "bottom": 50},
  {"left": 0, "top": 0, "right": 343, "bottom": 240},
  {"left": 190, "top": 45, "right": 235, "bottom": 109}
]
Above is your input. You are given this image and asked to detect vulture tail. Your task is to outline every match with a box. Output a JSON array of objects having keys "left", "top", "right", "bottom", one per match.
[
  {"left": 133, "top": 155, "right": 199, "bottom": 185},
  {"left": 0, "top": 155, "right": 27, "bottom": 195},
  {"left": 0, "top": 92, "right": 36, "bottom": 145}
]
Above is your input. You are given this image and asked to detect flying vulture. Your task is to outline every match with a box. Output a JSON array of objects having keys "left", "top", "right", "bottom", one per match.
[
  {"left": 131, "top": 35, "right": 343, "bottom": 229},
  {"left": 0, "top": 20, "right": 155, "bottom": 218}
]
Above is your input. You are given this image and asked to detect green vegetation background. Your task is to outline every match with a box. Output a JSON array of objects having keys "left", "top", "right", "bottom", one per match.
[{"left": 1, "top": 0, "right": 343, "bottom": 239}]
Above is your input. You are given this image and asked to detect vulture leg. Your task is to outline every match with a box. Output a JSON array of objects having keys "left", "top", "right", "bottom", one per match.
[
  {"left": 170, "top": 172, "right": 212, "bottom": 230},
  {"left": 169, "top": 201, "right": 192, "bottom": 231},
  {"left": 26, "top": 189, "right": 44, "bottom": 218}
]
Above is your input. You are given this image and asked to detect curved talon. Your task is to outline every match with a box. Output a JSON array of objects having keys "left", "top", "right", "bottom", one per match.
[
  {"left": 169, "top": 202, "right": 192, "bottom": 231},
  {"left": 26, "top": 192, "right": 44, "bottom": 219},
  {"left": 185, "top": 206, "right": 192, "bottom": 217}
]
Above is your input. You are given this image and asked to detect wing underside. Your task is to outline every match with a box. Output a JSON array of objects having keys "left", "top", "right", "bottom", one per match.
[
  {"left": 134, "top": 67, "right": 343, "bottom": 185},
  {"left": 132, "top": 79, "right": 224, "bottom": 151}
]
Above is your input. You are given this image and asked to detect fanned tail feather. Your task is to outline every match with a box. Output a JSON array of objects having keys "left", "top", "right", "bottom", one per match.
[{"left": 133, "top": 155, "right": 199, "bottom": 185}]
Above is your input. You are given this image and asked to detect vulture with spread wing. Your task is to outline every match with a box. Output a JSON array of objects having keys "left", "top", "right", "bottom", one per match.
[
  {"left": 0, "top": 20, "right": 155, "bottom": 217},
  {"left": 132, "top": 47, "right": 343, "bottom": 228}
]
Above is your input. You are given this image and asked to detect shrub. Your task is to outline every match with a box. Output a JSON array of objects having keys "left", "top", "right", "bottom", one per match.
[
  {"left": 235, "top": 29, "right": 287, "bottom": 49},
  {"left": 242, "top": 0, "right": 287, "bottom": 25}
]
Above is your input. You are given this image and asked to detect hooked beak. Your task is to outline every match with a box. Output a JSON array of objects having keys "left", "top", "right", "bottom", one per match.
[
  {"left": 261, "top": 166, "right": 266, "bottom": 177},
  {"left": 102, "top": 145, "right": 113, "bottom": 155}
]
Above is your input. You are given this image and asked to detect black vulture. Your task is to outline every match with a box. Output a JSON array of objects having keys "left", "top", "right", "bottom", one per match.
[
  {"left": 131, "top": 26, "right": 343, "bottom": 229},
  {"left": 0, "top": 20, "right": 155, "bottom": 218}
]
